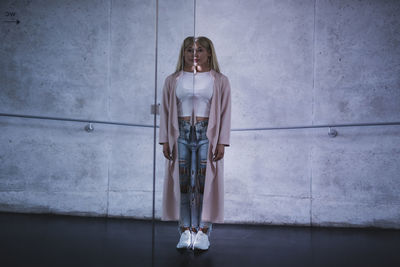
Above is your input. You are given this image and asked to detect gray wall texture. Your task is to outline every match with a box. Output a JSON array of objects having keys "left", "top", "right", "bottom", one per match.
[{"left": 0, "top": 0, "right": 399, "bottom": 229}]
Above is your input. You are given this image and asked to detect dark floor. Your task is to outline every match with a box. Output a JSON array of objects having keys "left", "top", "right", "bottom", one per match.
[{"left": 1, "top": 212, "right": 399, "bottom": 267}]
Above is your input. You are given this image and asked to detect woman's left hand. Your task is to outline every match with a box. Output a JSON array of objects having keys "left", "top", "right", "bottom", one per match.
[{"left": 213, "top": 144, "right": 225, "bottom": 161}]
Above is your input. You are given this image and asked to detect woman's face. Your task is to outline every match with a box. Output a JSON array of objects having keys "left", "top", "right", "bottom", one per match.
[{"left": 184, "top": 42, "right": 211, "bottom": 69}]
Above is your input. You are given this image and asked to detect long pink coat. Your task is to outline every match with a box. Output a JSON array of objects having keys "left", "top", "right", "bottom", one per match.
[{"left": 159, "top": 69, "right": 231, "bottom": 223}]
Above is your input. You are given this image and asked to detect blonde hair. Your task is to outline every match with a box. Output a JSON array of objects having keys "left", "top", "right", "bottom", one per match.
[{"left": 175, "top": 36, "right": 221, "bottom": 73}]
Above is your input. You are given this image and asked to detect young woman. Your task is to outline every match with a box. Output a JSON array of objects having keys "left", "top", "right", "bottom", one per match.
[{"left": 159, "top": 36, "right": 231, "bottom": 250}]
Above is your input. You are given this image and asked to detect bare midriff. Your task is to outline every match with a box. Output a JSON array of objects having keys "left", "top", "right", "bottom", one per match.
[{"left": 179, "top": 116, "right": 209, "bottom": 122}]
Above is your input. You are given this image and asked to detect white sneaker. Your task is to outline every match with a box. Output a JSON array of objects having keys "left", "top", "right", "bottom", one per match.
[
  {"left": 176, "top": 230, "right": 192, "bottom": 249},
  {"left": 192, "top": 230, "right": 210, "bottom": 250}
]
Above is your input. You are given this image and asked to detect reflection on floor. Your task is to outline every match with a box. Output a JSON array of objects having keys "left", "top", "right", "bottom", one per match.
[{"left": 1, "top": 212, "right": 399, "bottom": 267}]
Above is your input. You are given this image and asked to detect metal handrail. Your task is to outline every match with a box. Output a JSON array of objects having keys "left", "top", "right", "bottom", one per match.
[
  {"left": 0, "top": 112, "right": 154, "bottom": 128},
  {"left": 231, "top": 121, "right": 400, "bottom": 132},
  {"left": 0, "top": 112, "right": 399, "bottom": 132}
]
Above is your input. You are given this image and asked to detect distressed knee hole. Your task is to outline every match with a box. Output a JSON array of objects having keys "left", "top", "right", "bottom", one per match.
[
  {"left": 179, "top": 166, "right": 190, "bottom": 176},
  {"left": 180, "top": 185, "right": 189, "bottom": 193},
  {"left": 199, "top": 186, "right": 204, "bottom": 194},
  {"left": 198, "top": 183, "right": 205, "bottom": 194},
  {"left": 197, "top": 167, "right": 206, "bottom": 177},
  {"left": 197, "top": 168, "right": 206, "bottom": 194}
]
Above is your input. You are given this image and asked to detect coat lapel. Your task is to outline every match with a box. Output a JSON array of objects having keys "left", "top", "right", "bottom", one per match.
[
  {"left": 170, "top": 71, "right": 181, "bottom": 134},
  {"left": 206, "top": 69, "right": 220, "bottom": 155}
]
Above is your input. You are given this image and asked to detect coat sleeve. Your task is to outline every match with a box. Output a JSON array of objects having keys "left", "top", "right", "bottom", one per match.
[
  {"left": 159, "top": 77, "right": 170, "bottom": 145},
  {"left": 217, "top": 75, "right": 232, "bottom": 146}
]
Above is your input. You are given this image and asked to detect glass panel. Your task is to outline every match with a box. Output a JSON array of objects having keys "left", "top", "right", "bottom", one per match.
[
  {"left": 154, "top": 0, "right": 195, "bottom": 261},
  {"left": 190, "top": 0, "right": 400, "bottom": 237},
  {"left": 107, "top": 0, "right": 156, "bottom": 223},
  {"left": 0, "top": 0, "right": 157, "bottom": 264}
]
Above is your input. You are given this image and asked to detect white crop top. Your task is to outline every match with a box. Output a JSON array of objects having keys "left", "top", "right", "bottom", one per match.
[{"left": 176, "top": 71, "right": 214, "bottom": 117}]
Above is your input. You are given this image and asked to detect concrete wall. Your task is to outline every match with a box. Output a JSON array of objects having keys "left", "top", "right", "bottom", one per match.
[
  {"left": 0, "top": 0, "right": 159, "bottom": 218},
  {"left": 1, "top": 0, "right": 399, "bottom": 229},
  {"left": 195, "top": 0, "right": 400, "bottom": 228}
]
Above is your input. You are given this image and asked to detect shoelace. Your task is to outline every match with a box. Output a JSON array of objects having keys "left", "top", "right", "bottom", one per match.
[{"left": 191, "top": 232, "right": 197, "bottom": 250}]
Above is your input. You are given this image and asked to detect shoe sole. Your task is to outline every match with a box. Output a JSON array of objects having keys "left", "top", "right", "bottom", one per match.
[
  {"left": 192, "top": 243, "right": 210, "bottom": 250},
  {"left": 193, "top": 247, "right": 209, "bottom": 251},
  {"left": 176, "top": 244, "right": 192, "bottom": 249}
]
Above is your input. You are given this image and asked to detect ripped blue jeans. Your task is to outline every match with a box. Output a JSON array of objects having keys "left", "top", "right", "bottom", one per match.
[{"left": 178, "top": 118, "right": 212, "bottom": 235}]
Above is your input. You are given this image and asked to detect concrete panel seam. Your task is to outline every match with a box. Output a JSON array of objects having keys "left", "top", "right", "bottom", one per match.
[
  {"left": 107, "top": 0, "right": 112, "bottom": 122},
  {"left": 312, "top": 198, "right": 400, "bottom": 206},
  {"left": 0, "top": 190, "right": 108, "bottom": 193},
  {"left": 222, "top": 220, "right": 311, "bottom": 227},
  {"left": 106, "top": 160, "right": 110, "bottom": 216},
  {"left": 225, "top": 192, "right": 310, "bottom": 200},
  {"left": 108, "top": 189, "right": 154, "bottom": 193},
  {"left": 309, "top": 144, "right": 314, "bottom": 226},
  {"left": 105, "top": 0, "right": 113, "bottom": 218},
  {"left": 0, "top": 189, "right": 47, "bottom": 193},
  {"left": 310, "top": 0, "right": 317, "bottom": 227},
  {"left": 312, "top": 0, "right": 317, "bottom": 126}
]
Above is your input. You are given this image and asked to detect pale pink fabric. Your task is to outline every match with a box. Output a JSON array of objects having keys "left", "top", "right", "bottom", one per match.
[{"left": 159, "top": 69, "right": 232, "bottom": 223}]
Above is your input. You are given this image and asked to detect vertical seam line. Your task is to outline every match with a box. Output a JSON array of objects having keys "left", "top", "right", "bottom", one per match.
[
  {"left": 152, "top": 0, "right": 159, "bottom": 224},
  {"left": 310, "top": 0, "right": 317, "bottom": 227},
  {"left": 152, "top": 1, "right": 159, "bottom": 266},
  {"left": 106, "top": 0, "right": 112, "bottom": 217}
]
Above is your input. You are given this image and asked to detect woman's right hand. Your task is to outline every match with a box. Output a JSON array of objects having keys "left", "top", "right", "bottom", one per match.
[{"left": 162, "top": 143, "right": 173, "bottom": 160}]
